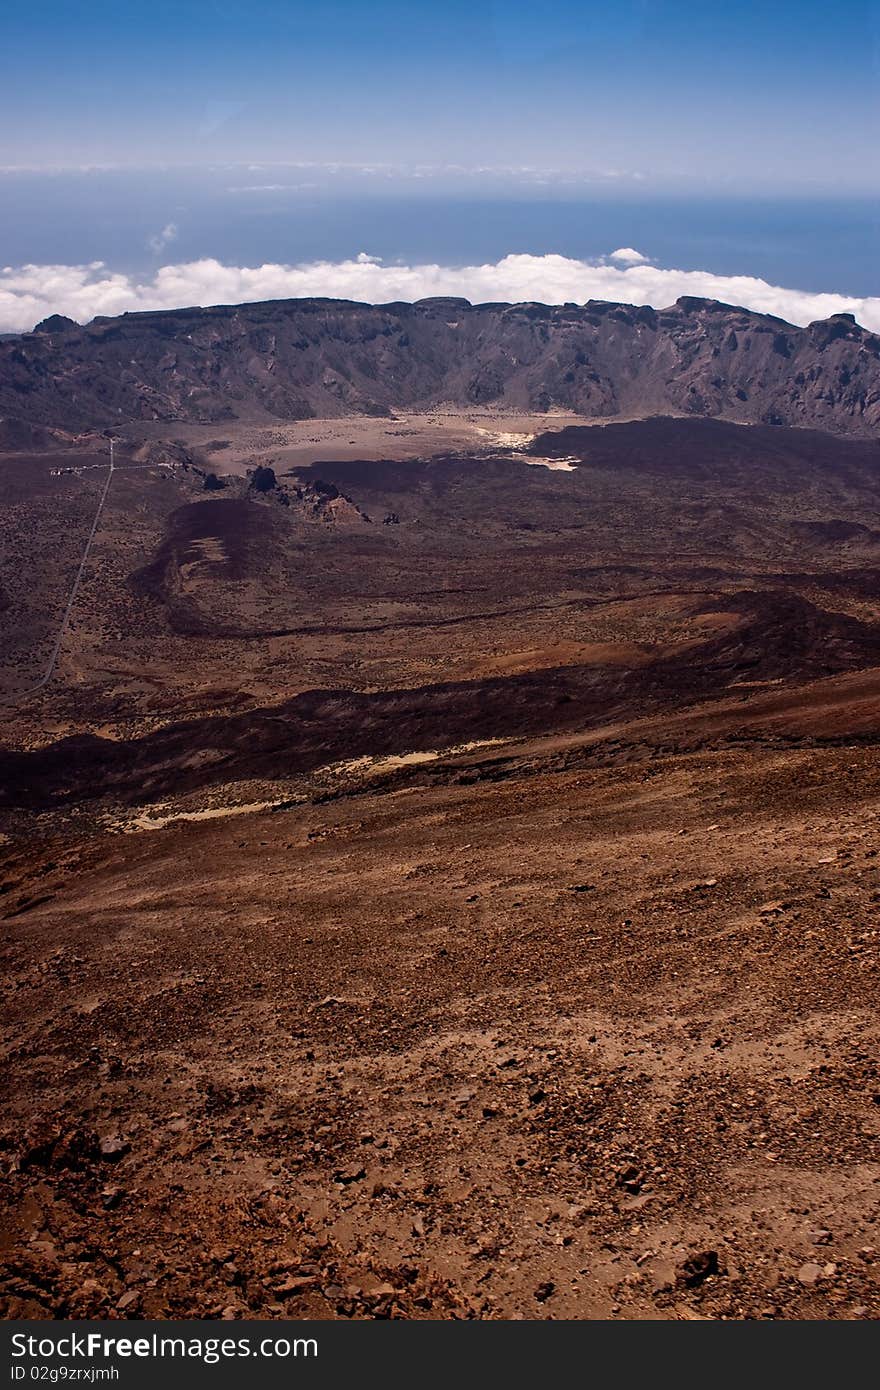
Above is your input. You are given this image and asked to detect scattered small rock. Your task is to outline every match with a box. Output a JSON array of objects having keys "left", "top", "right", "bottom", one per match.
[
  {"left": 333, "top": 1165, "right": 366, "bottom": 1186},
  {"left": 98, "top": 1136, "right": 131, "bottom": 1163},
  {"left": 274, "top": 1275, "right": 316, "bottom": 1295},
  {"left": 677, "top": 1249, "right": 720, "bottom": 1287},
  {"left": 615, "top": 1164, "right": 644, "bottom": 1195}
]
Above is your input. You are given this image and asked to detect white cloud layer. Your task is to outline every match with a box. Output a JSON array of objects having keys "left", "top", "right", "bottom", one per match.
[
  {"left": 1, "top": 252, "right": 878, "bottom": 335},
  {"left": 609, "top": 247, "right": 649, "bottom": 264}
]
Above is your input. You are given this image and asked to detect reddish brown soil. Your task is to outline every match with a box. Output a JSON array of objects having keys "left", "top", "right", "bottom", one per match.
[{"left": 1, "top": 416, "right": 878, "bottom": 1320}]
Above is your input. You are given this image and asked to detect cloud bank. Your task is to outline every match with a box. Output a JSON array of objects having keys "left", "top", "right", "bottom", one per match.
[
  {"left": 609, "top": 247, "right": 650, "bottom": 265},
  {"left": 1, "top": 252, "right": 878, "bottom": 335}
]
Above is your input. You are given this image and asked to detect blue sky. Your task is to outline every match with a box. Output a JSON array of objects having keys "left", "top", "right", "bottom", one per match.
[
  {"left": 3, "top": 1, "right": 878, "bottom": 190},
  {"left": 0, "top": 3, "right": 878, "bottom": 330}
]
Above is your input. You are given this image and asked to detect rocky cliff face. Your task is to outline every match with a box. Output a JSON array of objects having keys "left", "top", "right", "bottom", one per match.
[{"left": 1, "top": 294, "right": 879, "bottom": 436}]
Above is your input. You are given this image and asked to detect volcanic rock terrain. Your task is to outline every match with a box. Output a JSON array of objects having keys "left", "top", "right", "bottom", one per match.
[
  {"left": 0, "top": 297, "right": 879, "bottom": 1321},
  {"left": 1, "top": 294, "right": 879, "bottom": 435}
]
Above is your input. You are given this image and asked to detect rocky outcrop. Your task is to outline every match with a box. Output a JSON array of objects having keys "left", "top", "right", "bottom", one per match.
[
  {"left": 1, "top": 295, "right": 879, "bottom": 436},
  {"left": 32, "top": 314, "right": 79, "bottom": 335}
]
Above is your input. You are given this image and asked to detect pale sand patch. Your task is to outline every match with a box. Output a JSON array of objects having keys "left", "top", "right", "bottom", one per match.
[
  {"left": 474, "top": 428, "right": 535, "bottom": 449},
  {"left": 337, "top": 736, "right": 509, "bottom": 778},
  {"left": 117, "top": 799, "right": 283, "bottom": 833},
  {"left": 522, "top": 456, "right": 578, "bottom": 471},
  {"left": 472, "top": 426, "right": 577, "bottom": 470},
  {"left": 108, "top": 736, "right": 512, "bottom": 833},
  {"left": 122, "top": 410, "right": 586, "bottom": 476},
  {"left": 340, "top": 750, "right": 439, "bottom": 775}
]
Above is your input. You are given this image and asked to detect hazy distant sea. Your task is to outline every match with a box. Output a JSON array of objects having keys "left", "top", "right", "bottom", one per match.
[{"left": 1, "top": 168, "right": 877, "bottom": 296}]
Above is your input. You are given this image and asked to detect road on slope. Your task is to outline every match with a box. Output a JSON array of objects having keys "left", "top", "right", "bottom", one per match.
[{"left": 4, "top": 438, "right": 115, "bottom": 701}]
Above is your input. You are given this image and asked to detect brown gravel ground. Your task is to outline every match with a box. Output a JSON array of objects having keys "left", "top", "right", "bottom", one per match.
[{"left": 2, "top": 721, "right": 878, "bottom": 1320}]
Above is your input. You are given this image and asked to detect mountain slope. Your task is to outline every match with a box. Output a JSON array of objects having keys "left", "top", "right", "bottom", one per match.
[{"left": 1, "top": 294, "right": 879, "bottom": 435}]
